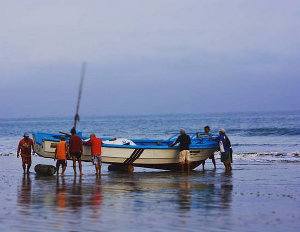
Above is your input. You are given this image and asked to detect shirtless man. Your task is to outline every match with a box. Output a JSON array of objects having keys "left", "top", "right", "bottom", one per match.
[{"left": 17, "top": 132, "right": 34, "bottom": 174}]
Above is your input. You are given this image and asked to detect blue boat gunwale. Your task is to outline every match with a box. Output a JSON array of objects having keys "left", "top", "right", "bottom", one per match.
[{"left": 32, "top": 132, "right": 219, "bottom": 150}]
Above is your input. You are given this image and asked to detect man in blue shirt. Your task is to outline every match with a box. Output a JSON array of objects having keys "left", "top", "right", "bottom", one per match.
[
  {"left": 218, "top": 128, "right": 232, "bottom": 172},
  {"left": 201, "top": 126, "right": 216, "bottom": 170}
]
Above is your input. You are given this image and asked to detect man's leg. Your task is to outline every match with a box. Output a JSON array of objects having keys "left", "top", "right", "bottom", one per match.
[
  {"left": 56, "top": 161, "right": 60, "bottom": 175},
  {"left": 222, "top": 162, "right": 226, "bottom": 171},
  {"left": 78, "top": 158, "right": 83, "bottom": 175},
  {"left": 186, "top": 151, "right": 191, "bottom": 173},
  {"left": 22, "top": 162, "right": 26, "bottom": 174},
  {"left": 226, "top": 161, "right": 232, "bottom": 172},
  {"left": 27, "top": 163, "right": 31, "bottom": 174},
  {"left": 96, "top": 158, "right": 101, "bottom": 175},
  {"left": 95, "top": 164, "right": 99, "bottom": 176},
  {"left": 93, "top": 156, "right": 97, "bottom": 175},
  {"left": 211, "top": 156, "right": 216, "bottom": 169},
  {"left": 226, "top": 164, "right": 230, "bottom": 172},
  {"left": 179, "top": 151, "right": 185, "bottom": 172},
  {"left": 94, "top": 157, "right": 99, "bottom": 175},
  {"left": 62, "top": 162, "right": 66, "bottom": 175},
  {"left": 72, "top": 157, "right": 77, "bottom": 175},
  {"left": 202, "top": 160, "right": 205, "bottom": 171},
  {"left": 98, "top": 158, "right": 102, "bottom": 175}
]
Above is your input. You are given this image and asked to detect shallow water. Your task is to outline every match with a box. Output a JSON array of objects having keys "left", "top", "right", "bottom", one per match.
[
  {"left": 0, "top": 112, "right": 300, "bottom": 231},
  {"left": 0, "top": 156, "right": 299, "bottom": 232}
]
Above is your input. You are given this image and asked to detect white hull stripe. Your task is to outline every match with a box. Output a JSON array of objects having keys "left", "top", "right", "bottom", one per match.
[{"left": 124, "top": 149, "right": 144, "bottom": 164}]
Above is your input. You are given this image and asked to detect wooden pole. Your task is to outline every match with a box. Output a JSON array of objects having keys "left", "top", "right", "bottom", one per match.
[{"left": 73, "top": 62, "right": 86, "bottom": 130}]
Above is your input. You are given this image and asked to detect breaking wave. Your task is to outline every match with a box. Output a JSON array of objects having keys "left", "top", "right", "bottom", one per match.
[
  {"left": 228, "top": 128, "right": 300, "bottom": 136},
  {"left": 232, "top": 152, "right": 300, "bottom": 163}
]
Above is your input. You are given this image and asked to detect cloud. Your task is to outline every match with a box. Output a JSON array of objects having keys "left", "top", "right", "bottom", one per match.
[{"left": 0, "top": 0, "right": 299, "bottom": 117}]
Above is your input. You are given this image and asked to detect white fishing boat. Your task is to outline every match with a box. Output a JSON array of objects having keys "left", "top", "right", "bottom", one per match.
[
  {"left": 32, "top": 64, "right": 219, "bottom": 171},
  {"left": 33, "top": 132, "right": 219, "bottom": 171}
]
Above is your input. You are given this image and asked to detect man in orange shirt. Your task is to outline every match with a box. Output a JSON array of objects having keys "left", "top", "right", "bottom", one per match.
[
  {"left": 17, "top": 132, "right": 34, "bottom": 174},
  {"left": 84, "top": 134, "right": 102, "bottom": 176},
  {"left": 55, "top": 136, "right": 68, "bottom": 176}
]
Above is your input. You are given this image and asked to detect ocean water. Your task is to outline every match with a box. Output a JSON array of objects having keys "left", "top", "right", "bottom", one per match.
[
  {"left": 0, "top": 111, "right": 300, "bottom": 231},
  {"left": 1, "top": 111, "right": 300, "bottom": 161}
]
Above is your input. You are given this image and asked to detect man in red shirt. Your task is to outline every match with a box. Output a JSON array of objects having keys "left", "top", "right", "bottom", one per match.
[
  {"left": 17, "top": 132, "right": 34, "bottom": 174},
  {"left": 69, "top": 127, "right": 83, "bottom": 175},
  {"left": 84, "top": 134, "right": 103, "bottom": 176}
]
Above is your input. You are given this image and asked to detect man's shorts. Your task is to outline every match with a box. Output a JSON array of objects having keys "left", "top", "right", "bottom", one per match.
[
  {"left": 221, "top": 149, "right": 233, "bottom": 163},
  {"left": 179, "top": 150, "right": 191, "bottom": 163},
  {"left": 92, "top": 156, "right": 102, "bottom": 165},
  {"left": 221, "top": 151, "right": 231, "bottom": 163},
  {"left": 56, "top": 160, "right": 67, "bottom": 167},
  {"left": 70, "top": 152, "right": 82, "bottom": 160},
  {"left": 21, "top": 154, "right": 31, "bottom": 165}
]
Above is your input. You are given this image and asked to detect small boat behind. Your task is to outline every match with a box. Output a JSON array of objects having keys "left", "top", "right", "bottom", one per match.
[{"left": 33, "top": 132, "right": 219, "bottom": 171}]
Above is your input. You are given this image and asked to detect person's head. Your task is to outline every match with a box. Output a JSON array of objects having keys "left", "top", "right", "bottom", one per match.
[
  {"left": 219, "top": 128, "right": 226, "bottom": 135},
  {"left": 90, "top": 133, "right": 96, "bottom": 139},
  {"left": 70, "top": 127, "right": 76, "bottom": 135},
  {"left": 179, "top": 128, "right": 186, "bottom": 135},
  {"left": 60, "top": 136, "right": 66, "bottom": 141},
  {"left": 204, "top": 126, "right": 211, "bottom": 134},
  {"left": 23, "top": 132, "right": 30, "bottom": 139}
]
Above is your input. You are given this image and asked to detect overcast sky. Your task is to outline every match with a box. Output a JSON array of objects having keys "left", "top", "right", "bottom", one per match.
[{"left": 0, "top": 0, "right": 299, "bottom": 118}]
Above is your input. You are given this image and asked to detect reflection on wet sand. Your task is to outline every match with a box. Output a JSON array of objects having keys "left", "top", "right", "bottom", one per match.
[
  {"left": 17, "top": 174, "right": 103, "bottom": 218},
  {"left": 70, "top": 176, "right": 83, "bottom": 211},
  {"left": 178, "top": 175, "right": 192, "bottom": 211},
  {"left": 220, "top": 172, "right": 233, "bottom": 209},
  {"left": 178, "top": 172, "right": 233, "bottom": 212},
  {"left": 17, "top": 171, "right": 233, "bottom": 220},
  {"left": 18, "top": 174, "right": 32, "bottom": 209},
  {"left": 56, "top": 176, "right": 67, "bottom": 210},
  {"left": 90, "top": 176, "right": 103, "bottom": 219},
  {"left": 105, "top": 171, "right": 233, "bottom": 214}
]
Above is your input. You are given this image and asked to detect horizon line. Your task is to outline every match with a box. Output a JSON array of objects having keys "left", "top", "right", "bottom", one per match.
[{"left": 1, "top": 109, "right": 299, "bottom": 120}]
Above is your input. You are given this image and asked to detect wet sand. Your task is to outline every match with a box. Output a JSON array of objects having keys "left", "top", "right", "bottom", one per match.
[{"left": 0, "top": 155, "right": 299, "bottom": 232}]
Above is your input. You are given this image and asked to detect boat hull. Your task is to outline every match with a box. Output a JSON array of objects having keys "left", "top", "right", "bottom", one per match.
[{"left": 34, "top": 139, "right": 217, "bottom": 171}]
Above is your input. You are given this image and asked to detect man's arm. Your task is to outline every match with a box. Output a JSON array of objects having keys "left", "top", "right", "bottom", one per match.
[
  {"left": 69, "top": 137, "right": 73, "bottom": 151},
  {"left": 80, "top": 140, "right": 83, "bottom": 153},
  {"left": 17, "top": 142, "right": 21, "bottom": 157},
  {"left": 169, "top": 136, "right": 180, "bottom": 147},
  {"left": 31, "top": 140, "right": 35, "bottom": 154},
  {"left": 83, "top": 140, "right": 92, "bottom": 146}
]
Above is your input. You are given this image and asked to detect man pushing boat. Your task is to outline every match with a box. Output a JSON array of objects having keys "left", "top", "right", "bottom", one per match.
[
  {"left": 218, "top": 129, "right": 233, "bottom": 172},
  {"left": 84, "top": 134, "right": 103, "bottom": 176},
  {"left": 169, "top": 129, "right": 191, "bottom": 172},
  {"left": 69, "top": 127, "right": 83, "bottom": 175},
  {"left": 55, "top": 136, "right": 68, "bottom": 176}
]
